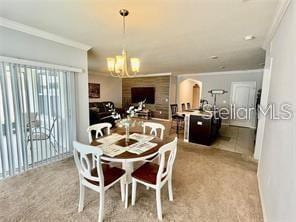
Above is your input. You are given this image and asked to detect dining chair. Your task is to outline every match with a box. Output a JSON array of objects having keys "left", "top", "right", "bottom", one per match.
[
  {"left": 142, "top": 122, "right": 166, "bottom": 165},
  {"left": 143, "top": 122, "right": 165, "bottom": 140},
  {"left": 170, "top": 104, "right": 184, "bottom": 136},
  {"left": 131, "top": 137, "right": 178, "bottom": 220},
  {"left": 186, "top": 102, "right": 191, "bottom": 110},
  {"left": 73, "top": 141, "right": 126, "bottom": 222},
  {"left": 181, "top": 103, "right": 186, "bottom": 112},
  {"left": 87, "top": 122, "right": 113, "bottom": 167},
  {"left": 170, "top": 104, "right": 178, "bottom": 116},
  {"left": 87, "top": 122, "right": 112, "bottom": 143}
]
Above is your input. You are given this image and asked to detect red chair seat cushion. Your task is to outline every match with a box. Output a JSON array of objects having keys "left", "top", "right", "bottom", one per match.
[
  {"left": 131, "top": 162, "right": 161, "bottom": 185},
  {"left": 85, "top": 164, "right": 125, "bottom": 186}
]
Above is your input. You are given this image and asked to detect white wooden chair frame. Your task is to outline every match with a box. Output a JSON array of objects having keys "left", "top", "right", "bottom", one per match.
[
  {"left": 87, "top": 123, "right": 112, "bottom": 166},
  {"left": 143, "top": 122, "right": 165, "bottom": 140},
  {"left": 87, "top": 122, "right": 112, "bottom": 143},
  {"left": 73, "top": 141, "right": 126, "bottom": 222},
  {"left": 131, "top": 137, "right": 178, "bottom": 220},
  {"left": 142, "top": 122, "right": 165, "bottom": 166}
]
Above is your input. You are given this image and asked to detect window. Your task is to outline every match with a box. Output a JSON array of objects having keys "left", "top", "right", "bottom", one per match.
[{"left": 0, "top": 61, "right": 76, "bottom": 179}]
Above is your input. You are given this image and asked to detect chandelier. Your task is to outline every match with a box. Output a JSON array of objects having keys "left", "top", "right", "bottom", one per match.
[{"left": 107, "top": 9, "right": 140, "bottom": 78}]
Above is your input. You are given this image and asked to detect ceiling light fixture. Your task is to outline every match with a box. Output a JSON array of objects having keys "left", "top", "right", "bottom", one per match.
[
  {"left": 210, "top": 56, "right": 219, "bottom": 59},
  {"left": 107, "top": 9, "right": 140, "bottom": 78},
  {"left": 244, "top": 35, "right": 256, "bottom": 40}
]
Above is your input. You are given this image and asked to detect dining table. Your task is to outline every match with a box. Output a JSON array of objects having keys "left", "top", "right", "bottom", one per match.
[{"left": 90, "top": 132, "right": 165, "bottom": 208}]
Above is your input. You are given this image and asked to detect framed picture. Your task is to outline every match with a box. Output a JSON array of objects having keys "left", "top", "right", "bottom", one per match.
[{"left": 89, "top": 83, "right": 100, "bottom": 98}]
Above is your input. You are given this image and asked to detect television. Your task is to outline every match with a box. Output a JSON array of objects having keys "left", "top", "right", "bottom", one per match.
[{"left": 131, "top": 87, "right": 155, "bottom": 104}]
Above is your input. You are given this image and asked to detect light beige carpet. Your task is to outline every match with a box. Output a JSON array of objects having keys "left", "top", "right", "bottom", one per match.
[{"left": 0, "top": 137, "right": 262, "bottom": 222}]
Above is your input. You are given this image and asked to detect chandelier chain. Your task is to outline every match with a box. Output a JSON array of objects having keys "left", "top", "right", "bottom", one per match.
[
  {"left": 122, "top": 13, "right": 126, "bottom": 49},
  {"left": 106, "top": 9, "right": 139, "bottom": 77}
]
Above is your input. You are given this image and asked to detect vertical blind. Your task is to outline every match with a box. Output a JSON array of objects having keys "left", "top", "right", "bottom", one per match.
[{"left": 0, "top": 60, "right": 76, "bottom": 179}]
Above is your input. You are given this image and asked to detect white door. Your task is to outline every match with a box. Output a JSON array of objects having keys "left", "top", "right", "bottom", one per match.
[{"left": 230, "top": 81, "right": 257, "bottom": 128}]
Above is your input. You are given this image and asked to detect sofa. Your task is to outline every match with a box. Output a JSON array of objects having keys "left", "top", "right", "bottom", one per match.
[{"left": 89, "top": 101, "right": 123, "bottom": 126}]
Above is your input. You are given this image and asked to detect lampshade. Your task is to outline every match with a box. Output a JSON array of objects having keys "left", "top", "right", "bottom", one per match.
[
  {"left": 114, "top": 56, "right": 123, "bottom": 73},
  {"left": 130, "top": 58, "right": 140, "bottom": 73},
  {"left": 107, "top": 57, "right": 115, "bottom": 72}
]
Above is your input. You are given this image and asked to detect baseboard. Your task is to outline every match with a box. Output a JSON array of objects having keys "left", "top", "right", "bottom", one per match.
[
  {"left": 229, "top": 123, "right": 256, "bottom": 129},
  {"left": 1, "top": 154, "right": 73, "bottom": 181},
  {"left": 257, "top": 173, "right": 267, "bottom": 222}
]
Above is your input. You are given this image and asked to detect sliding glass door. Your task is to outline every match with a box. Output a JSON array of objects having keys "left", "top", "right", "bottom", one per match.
[{"left": 0, "top": 61, "right": 76, "bottom": 179}]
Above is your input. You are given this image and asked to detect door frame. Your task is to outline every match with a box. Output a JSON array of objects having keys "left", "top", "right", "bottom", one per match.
[
  {"left": 254, "top": 58, "right": 273, "bottom": 160},
  {"left": 230, "top": 81, "right": 257, "bottom": 128}
]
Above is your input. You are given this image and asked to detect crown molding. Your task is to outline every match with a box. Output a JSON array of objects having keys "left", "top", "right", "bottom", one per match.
[
  {"left": 88, "top": 72, "right": 172, "bottom": 78},
  {"left": 262, "top": 0, "right": 292, "bottom": 50},
  {"left": 89, "top": 70, "right": 263, "bottom": 78},
  {"left": 0, "top": 17, "right": 92, "bottom": 51},
  {"left": 177, "top": 69, "right": 263, "bottom": 77},
  {"left": 125, "top": 72, "right": 172, "bottom": 78}
]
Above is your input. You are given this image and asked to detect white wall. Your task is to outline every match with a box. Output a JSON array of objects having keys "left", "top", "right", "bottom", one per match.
[
  {"left": 169, "top": 75, "right": 177, "bottom": 104},
  {"left": 258, "top": 1, "right": 296, "bottom": 221},
  {"left": 88, "top": 73, "right": 122, "bottom": 108},
  {"left": 0, "top": 27, "right": 89, "bottom": 143}
]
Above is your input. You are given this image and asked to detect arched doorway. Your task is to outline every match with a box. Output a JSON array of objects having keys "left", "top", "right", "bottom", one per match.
[
  {"left": 192, "top": 84, "right": 200, "bottom": 108},
  {"left": 178, "top": 79, "right": 202, "bottom": 110}
]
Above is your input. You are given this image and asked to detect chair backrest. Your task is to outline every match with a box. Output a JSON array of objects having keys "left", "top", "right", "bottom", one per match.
[
  {"left": 73, "top": 141, "right": 104, "bottom": 186},
  {"left": 143, "top": 122, "right": 165, "bottom": 140},
  {"left": 87, "top": 123, "right": 112, "bottom": 143},
  {"left": 156, "top": 137, "right": 178, "bottom": 184},
  {"left": 181, "top": 103, "right": 186, "bottom": 112},
  {"left": 170, "top": 104, "right": 178, "bottom": 115},
  {"left": 187, "top": 102, "right": 191, "bottom": 110}
]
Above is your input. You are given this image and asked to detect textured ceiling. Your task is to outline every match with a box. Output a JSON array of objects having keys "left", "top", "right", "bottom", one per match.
[{"left": 0, "top": 0, "right": 279, "bottom": 74}]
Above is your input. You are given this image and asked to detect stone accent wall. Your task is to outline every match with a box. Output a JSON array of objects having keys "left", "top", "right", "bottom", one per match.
[{"left": 122, "top": 76, "right": 170, "bottom": 119}]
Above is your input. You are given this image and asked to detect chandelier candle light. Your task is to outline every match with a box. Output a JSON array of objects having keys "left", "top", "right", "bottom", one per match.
[{"left": 107, "top": 9, "right": 140, "bottom": 78}]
